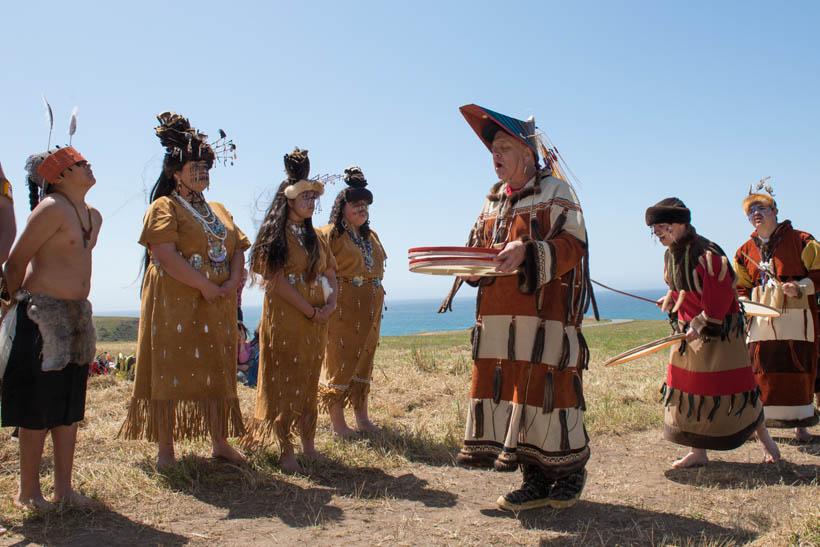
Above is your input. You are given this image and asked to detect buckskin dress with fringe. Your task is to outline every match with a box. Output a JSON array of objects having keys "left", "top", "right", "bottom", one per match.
[
  {"left": 658, "top": 234, "right": 763, "bottom": 449},
  {"left": 241, "top": 222, "right": 336, "bottom": 451},
  {"left": 734, "top": 221, "right": 820, "bottom": 428},
  {"left": 456, "top": 170, "right": 593, "bottom": 479},
  {"left": 119, "top": 197, "right": 250, "bottom": 442},
  {"left": 317, "top": 224, "right": 386, "bottom": 411}
]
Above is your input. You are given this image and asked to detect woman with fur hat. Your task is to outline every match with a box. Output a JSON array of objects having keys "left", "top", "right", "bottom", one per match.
[
  {"left": 118, "top": 112, "right": 249, "bottom": 467},
  {"left": 317, "top": 166, "right": 387, "bottom": 437},
  {"left": 242, "top": 147, "right": 337, "bottom": 473},
  {"left": 646, "top": 197, "right": 779, "bottom": 468}
]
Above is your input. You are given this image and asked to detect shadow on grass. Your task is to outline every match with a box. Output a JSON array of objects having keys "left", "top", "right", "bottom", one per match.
[
  {"left": 137, "top": 456, "right": 344, "bottom": 527},
  {"left": 357, "top": 423, "right": 461, "bottom": 467},
  {"left": 305, "top": 456, "right": 458, "bottom": 508},
  {"left": 12, "top": 505, "right": 189, "bottom": 546},
  {"left": 664, "top": 460, "right": 820, "bottom": 488},
  {"left": 480, "top": 501, "right": 755, "bottom": 546}
]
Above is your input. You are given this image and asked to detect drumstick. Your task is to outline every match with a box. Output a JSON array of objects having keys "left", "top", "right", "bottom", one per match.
[{"left": 591, "top": 280, "right": 660, "bottom": 305}]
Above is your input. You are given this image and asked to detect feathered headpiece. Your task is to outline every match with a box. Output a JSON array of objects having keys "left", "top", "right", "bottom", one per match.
[
  {"left": 338, "top": 165, "right": 373, "bottom": 204},
  {"left": 27, "top": 96, "right": 85, "bottom": 200},
  {"left": 283, "top": 148, "right": 325, "bottom": 199},
  {"left": 154, "top": 111, "right": 236, "bottom": 168},
  {"left": 459, "top": 103, "right": 580, "bottom": 187},
  {"left": 742, "top": 176, "right": 776, "bottom": 215}
]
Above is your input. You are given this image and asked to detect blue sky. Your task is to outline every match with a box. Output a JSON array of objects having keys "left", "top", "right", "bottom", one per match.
[{"left": 2, "top": 1, "right": 819, "bottom": 311}]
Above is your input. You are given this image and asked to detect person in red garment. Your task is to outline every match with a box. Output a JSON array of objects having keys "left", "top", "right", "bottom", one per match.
[
  {"left": 646, "top": 197, "right": 778, "bottom": 468},
  {"left": 733, "top": 185, "right": 820, "bottom": 442}
]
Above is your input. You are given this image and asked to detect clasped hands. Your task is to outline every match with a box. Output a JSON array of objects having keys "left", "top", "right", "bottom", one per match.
[
  {"left": 460, "top": 240, "right": 526, "bottom": 283},
  {"left": 199, "top": 277, "right": 241, "bottom": 304}
]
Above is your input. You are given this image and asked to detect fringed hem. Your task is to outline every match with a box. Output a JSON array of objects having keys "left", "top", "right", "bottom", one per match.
[
  {"left": 348, "top": 379, "right": 370, "bottom": 410},
  {"left": 240, "top": 411, "right": 318, "bottom": 452},
  {"left": 318, "top": 384, "right": 349, "bottom": 413},
  {"left": 117, "top": 397, "right": 246, "bottom": 442}
]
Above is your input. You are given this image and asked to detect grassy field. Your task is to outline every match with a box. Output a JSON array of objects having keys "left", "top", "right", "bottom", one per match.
[{"left": 1, "top": 319, "right": 819, "bottom": 546}]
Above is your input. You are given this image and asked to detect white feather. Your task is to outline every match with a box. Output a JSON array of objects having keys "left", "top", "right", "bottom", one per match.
[
  {"left": 69, "top": 107, "right": 79, "bottom": 145},
  {"left": 42, "top": 94, "right": 54, "bottom": 148}
]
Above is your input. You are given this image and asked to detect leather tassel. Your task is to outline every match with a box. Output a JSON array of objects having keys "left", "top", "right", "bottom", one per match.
[
  {"left": 686, "top": 393, "right": 695, "bottom": 418},
  {"left": 557, "top": 331, "right": 570, "bottom": 371},
  {"left": 578, "top": 331, "right": 590, "bottom": 371},
  {"left": 750, "top": 386, "right": 760, "bottom": 407},
  {"left": 664, "top": 387, "right": 675, "bottom": 407},
  {"left": 707, "top": 396, "right": 721, "bottom": 421},
  {"left": 530, "top": 321, "right": 545, "bottom": 364},
  {"left": 659, "top": 383, "right": 667, "bottom": 403},
  {"left": 559, "top": 409, "right": 570, "bottom": 451},
  {"left": 727, "top": 393, "right": 735, "bottom": 415},
  {"left": 677, "top": 390, "right": 684, "bottom": 413},
  {"left": 470, "top": 322, "right": 482, "bottom": 361},
  {"left": 492, "top": 364, "right": 502, "bottom": 404},
  {"left": 473, "top": 400, "right": 484, "bottom": 438},
  {"left": 507, "top": 317, "right": 516, "bottom": 362},
  {"left": 573, "top": 375, "right": 586, "bottom": 411},
  {"left": 542, "top": 372, "right": 554, "bottom": 414},
  {"left": 734, "top": 392, "right": 749, "bottom": 416},
  {"left": 530, "top": 217, "right": 543, "bottom": 241},
  {"left": 696, "top": 395, "right": 705, "bottom": 421}
]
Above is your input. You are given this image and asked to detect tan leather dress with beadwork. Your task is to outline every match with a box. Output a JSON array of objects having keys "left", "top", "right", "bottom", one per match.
[
  {"left": 119, "top": 196, "right": 250, "bottom": 442},
  {"left": 242, "top": 221, "right": 336, "bottom": 450},
  {"left": 317, "top": 225, "right": 386, "bottom": 410}
]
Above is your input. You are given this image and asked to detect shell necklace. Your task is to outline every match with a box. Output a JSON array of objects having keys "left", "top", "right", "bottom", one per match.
[
  {"left": 172, "top": 191, "right": 228, "bottom": 270},
  {"left": 343, "top": 220, "right": 373, "bottom": 272}
]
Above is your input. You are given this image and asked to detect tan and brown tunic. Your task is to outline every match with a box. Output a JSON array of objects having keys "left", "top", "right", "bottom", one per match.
[
  {"left": 242, "top": 221, "right": 336, "bottom": 450},
  {"left": 317, "top": 224, "right": 386, "bottom": 410},
  {"left": 119, "top": 197, "right": 250, "bottom": 442}
]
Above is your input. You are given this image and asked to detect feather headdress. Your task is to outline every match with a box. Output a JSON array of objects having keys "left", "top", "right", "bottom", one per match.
[
  {"left": 742, "top": 176, "right": 777, "bottom": 215},
  {"left": 154, "top": 111, "right": 237, "bottom": 168}
]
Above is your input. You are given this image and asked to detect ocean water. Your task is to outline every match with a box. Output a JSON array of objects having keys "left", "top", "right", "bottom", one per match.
[{"left": 237, "top": 288, "right": 668, "bottom": 337}]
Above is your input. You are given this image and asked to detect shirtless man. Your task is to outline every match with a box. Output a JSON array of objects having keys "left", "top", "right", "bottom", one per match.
[{"left": 2, "top": 147, "right": 101, "bottom": 509}]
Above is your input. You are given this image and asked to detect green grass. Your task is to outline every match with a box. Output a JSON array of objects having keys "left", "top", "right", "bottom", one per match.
[{"left": 93, "top": 316, "right": 138, "bottom": 342}]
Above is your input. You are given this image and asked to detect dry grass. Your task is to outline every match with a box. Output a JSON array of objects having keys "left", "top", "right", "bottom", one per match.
[{"left": 0, "top": 320, "right": 818, "bottom": 546}]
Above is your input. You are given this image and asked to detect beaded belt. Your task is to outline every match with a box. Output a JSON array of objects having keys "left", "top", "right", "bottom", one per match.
[{"left": 340, "top": 276, "right": 381, "bottom": 288}]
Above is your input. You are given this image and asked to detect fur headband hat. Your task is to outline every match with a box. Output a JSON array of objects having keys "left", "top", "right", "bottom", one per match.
[
  {"left": 283, "top": 147, "right": 325, "bottom": 199},
  {"left": 742, "top": 177, "right": 776, "bottom": 215},
  {"left": 645, "top": 197, "right": 691, "bottom": 226},
  {"left": 340, "top": 165, "right": 372, "bottom": 204}
]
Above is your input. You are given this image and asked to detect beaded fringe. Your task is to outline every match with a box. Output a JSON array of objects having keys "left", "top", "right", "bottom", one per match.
[
  {"left": 240, "top": 411, "right": 317, "bottom": 452},
  {"left": 317, "top": 381, "right": 370, "bottom": 412}
]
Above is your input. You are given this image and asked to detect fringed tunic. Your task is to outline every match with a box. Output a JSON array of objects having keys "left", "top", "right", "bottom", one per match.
[
  {"left": 456, "top": 171, "right": 593, "bottom": 479},
  {"left": 658, "top": 234, "right": 763, "bottom": 449},
  {"left": 734, "top": 221, "right": 820, "bottom": 428},
  {"left": 119, "top": 197, "right": 250, "bottom": 442},
  {"left": 241, "top": 222, "right": 336, "bottom": 450},
  {"left": 317, "top": 225, "right": 386, "bottom": 410}
]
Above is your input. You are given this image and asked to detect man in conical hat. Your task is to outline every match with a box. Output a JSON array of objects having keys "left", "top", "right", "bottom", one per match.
[
  {"left": 734, "top": 185, "right": 820, "bottom": 442},
  {"left": 454, "top": 104, "right": 593, "bottom": 510}
]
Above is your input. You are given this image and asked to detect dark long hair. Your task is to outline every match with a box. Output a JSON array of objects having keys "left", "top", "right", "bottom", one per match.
[
  {"left": 250, "top": 180, "right": 320, "bottom": 286},
  {"left": 327, "top": 189, "right": 371, "bottom": 240}
]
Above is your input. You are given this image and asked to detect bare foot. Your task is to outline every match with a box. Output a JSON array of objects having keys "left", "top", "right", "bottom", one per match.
[
  {"left": 795, "top": 427, "right": 812, "bottom": 443},
  {"left": 331, "top": 423, "right": 358, "bottom": 438},
  {"left": 212, "top": 441, "right": 247, "bottom": 464},
  {"left": 279, "top": 452, "right": 302, "bottom": 474},
  {"left": 53, "top": 490, "right": 98, "bottom": 507},
  {"left": 13, "top": 492, "right": 54, "bottom": 510},
  {"left": 355, "top": 420, "right": 381, "bottom": 434},
  {"left": 156, "top": 452, "right": 176, "bottom": 468},
  {"left": 672, "top": 449, "right": 708, "bottom": 468}
]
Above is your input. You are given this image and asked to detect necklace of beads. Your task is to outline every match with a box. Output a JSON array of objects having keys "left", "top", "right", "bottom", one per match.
[
  {"left": 343, "top": 220, "right": 373, "bottom": 272},
  {"left": 173, "top": 192, "right": 229, "bottom": 273},
  {"left": 289, "top": 222, "right": 307, "bottom": 248}
]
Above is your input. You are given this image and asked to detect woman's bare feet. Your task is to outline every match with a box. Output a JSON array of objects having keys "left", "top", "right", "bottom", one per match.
[
  {"left": 353, "top": 405, "right": 381, "bottom": 433},
  {"left": 53, "top": 489, "right": 98, "bottom": 507},
  {"left": 755, "top": 423, "right": 781, "bottom": 463},
  {"left": 672, "top": 449, "right": 708, "bottom": 468},
  {"left": 211, "top": 439, "right": 247, "bottom": 464},
  {"left": 329, "top": 404, "right": 358, "bottom": 438},
  {"left": 13, "top": 492, "right": 53, "bottom": 510},
  {"left": 795, "top": 427, "right": 812, "bottom": 443},
  {"left": 279, "top": 451, "right": 302, "bottom": 474}
]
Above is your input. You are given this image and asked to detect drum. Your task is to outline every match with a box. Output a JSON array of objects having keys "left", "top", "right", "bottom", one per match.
[
  {"left": 737, "top": 299, "right": 781, "bottom": 318},
  {"left": 603, "top": 334, "right": 686, "bottom": 367},
  {"left": 407, "top": 246, "right": 513, "bottom": 276}
]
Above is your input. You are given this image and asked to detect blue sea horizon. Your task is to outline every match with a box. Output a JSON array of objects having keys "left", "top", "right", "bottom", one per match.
[{"left": 97, "top": 288, "right": 668, "bottom": 337}]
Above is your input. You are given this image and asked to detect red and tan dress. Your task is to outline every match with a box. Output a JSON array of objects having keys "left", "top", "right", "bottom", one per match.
[
  {"left": 456, "top": 171, "right": 592, "bottom": 479},
  {"left": 242, "top": 221, "right": 336, "bottom": 450},
  {"left": 119, "top": 197, "right": 249, "bottom": 441},
  {"left": 734, "top": 221, "right": 820, "bottom": 428},
  {"left": 317, "top": 224, "right": 386, "bottom": 410},
  {"left": 659, "top": 234, "right": 763, "bottom": 449}
]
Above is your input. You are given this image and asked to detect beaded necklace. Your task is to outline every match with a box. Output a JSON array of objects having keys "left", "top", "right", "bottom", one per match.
[
  {"left": 173, "top": 191, "right": 229, "bottom": 275},
  {"left": 343, "top": 220, "right": 373, "bottom": 272}
]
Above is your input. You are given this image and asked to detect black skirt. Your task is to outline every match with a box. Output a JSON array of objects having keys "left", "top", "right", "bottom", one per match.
[{"left": 1, "top": 301, "right": 89, "bottom": 430}]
